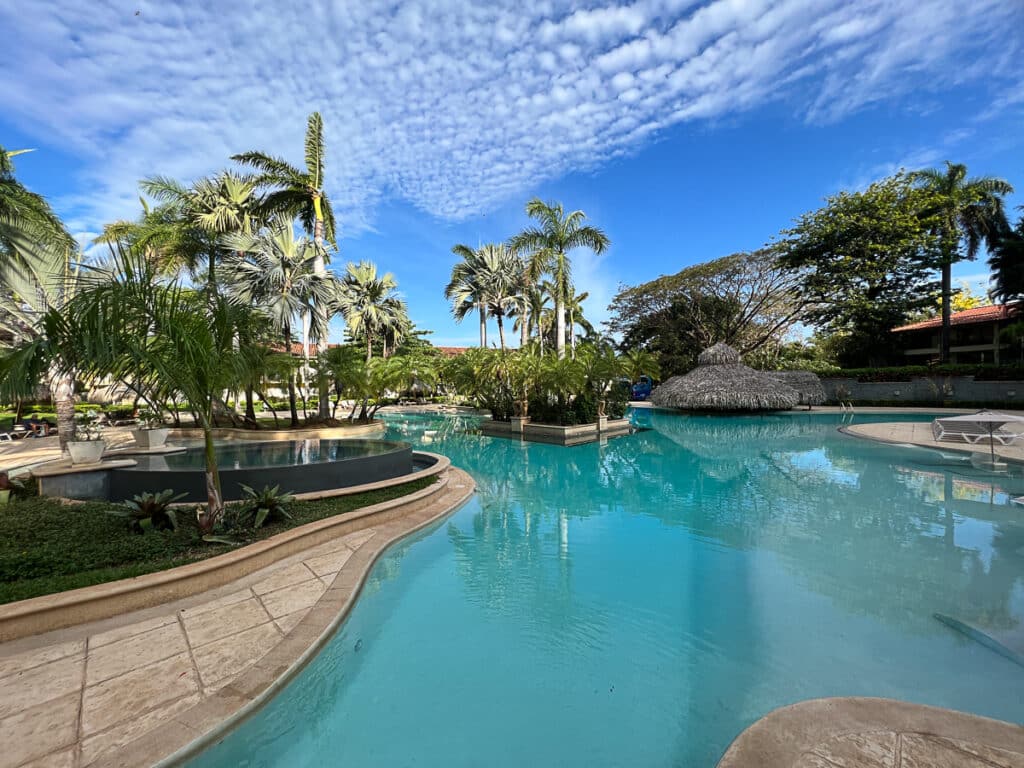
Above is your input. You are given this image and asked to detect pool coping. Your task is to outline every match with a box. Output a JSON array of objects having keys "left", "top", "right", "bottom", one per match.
[
  {"left": 0, "top": 452, "right": 451, "bottom": 642},
  {"left": 167, "top": 421, "right": 386, "bottom": 442},
  {"left": 716, "top": 697, "right": 1024, "bottom": 767},
  {"left": 98, "top": 466, "right": 476, "bottom": 768},
  {"left": 838, "top": 423, "right": 1024, "bottom": 466}
]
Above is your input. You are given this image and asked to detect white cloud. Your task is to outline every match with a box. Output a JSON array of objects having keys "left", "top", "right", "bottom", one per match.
[{"left": 0, "top": 0, "right": 1020, "bottom": 239}]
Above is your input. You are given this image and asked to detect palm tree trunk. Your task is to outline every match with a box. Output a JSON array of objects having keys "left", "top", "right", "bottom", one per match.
[
  {"left": 199, "top": 419, "right": 223, "bottom": 534},
  {"left": 312, "top": 211, "right": 332, "bottom": 419},
  {"left": 479, "top": 305, "right": 487, "bottom": 347},
  {"left": 520, "top": 303, "right": 528, "bottom": 348},
  {"left": 49, "top": 364, "right": 75, "bottom": 449},
  {"left": 366, "top": 334, "right": 373, "bottom": 363},
  {"left": 940, "top": 259, "right": 952, "bottom": 363},
  {"left": 555, "top": 299, "right": 566, "bottom": 359},
  {"left": 496, "top": 313, "right": 507, "bottom": 352},
  {"left": 244, "top": 385, "right": 257, "bottom": 425}
]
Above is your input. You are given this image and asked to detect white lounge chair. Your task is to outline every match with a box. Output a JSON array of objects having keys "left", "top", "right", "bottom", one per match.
[{"left": 932, "top": 419, "right": 1023, "bottom": 445}]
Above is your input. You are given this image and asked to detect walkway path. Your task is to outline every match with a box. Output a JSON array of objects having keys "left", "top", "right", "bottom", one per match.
[
  {"left": 0, "top": 468, "right": 474, "bottom": 768},
  {"left": 844, "top": 421, "right": 1024, "bottom": 462}
]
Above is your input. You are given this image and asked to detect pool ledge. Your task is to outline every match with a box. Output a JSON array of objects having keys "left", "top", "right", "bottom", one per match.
[
  {"left": 841, "top": 421, "right": 1024, "bottom": 464},
  {"left": 717, "top": 697, "right": 1024, "bottom": 767},
  {"left": 0, "top": 464, "right": 474, "bottom": 768},
  {"left": 0, "top": 452, "right": 451, "bottom": 642}
]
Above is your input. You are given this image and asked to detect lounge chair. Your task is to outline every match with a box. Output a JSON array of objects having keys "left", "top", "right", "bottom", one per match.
[{"left": 931, "top": 419, "right": 1023, "bottom": 445}]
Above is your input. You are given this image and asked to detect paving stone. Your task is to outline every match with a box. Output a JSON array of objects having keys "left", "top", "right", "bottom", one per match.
[
  {"left": 259, "top": 577, "right": 327, "bottom": 619},
  {"left": 182, "top": 597, "right": 269, "bottom": 647},
  {"left": 340, "top": 528, "right": 377, "bottom": 549},
  {"left": 80, "top": 692, "right": 201, "bottom": 766},
  {"left": 810, "top": 731, "right": 897, "bottom": 768},
  {"left": 18, "top": 747, "right": 76, "bottom": 768},
  {"left": 274, "top": 609, "right": 310, "bottom": 635},
  {"left": 176, "top": 587, "right": 253, "bottom": 619},
  {"left": 934, "top": 736, "right": 1024, "bottom": 768},
  {"left": 0, "top": 638, "right": 84, "bottom": 681},
  {"left": 89, "top": 614, "right": 178, "bottom": 649},
  {"left": 81, "top": 652, "right": 198, "bottom": 736},
  {"left": 0, "top": 691, "right": 78, "bottom": 768},
  {"left": 86, "top": 620, "right": 188, "bottom": 685},
  {"left": 251, "top": 562, "right": 317, "bottom": 595},
  {"left": 304, "top": 546, "right": 353, "bottom": 577},
  {"left": 0, "top": 654, "right": 83, "bottom": 720},
  {"left": 192, "top": 621, "right": 281, "bottom": 688},
  {"left": 900, "top": 733, "right": 1013, "bottom": 768}
]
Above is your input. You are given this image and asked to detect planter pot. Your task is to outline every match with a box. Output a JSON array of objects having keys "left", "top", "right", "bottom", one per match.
[
  {"left": 132, "top": 427, "right": 169, "bottom": 449},
  {"left": 67, "top": 440, "right": 106, "bottom": 465}
]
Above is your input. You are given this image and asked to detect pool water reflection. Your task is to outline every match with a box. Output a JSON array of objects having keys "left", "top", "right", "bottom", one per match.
[{"left": 188, "top": 410, "right": 1024, "bottom": 767}]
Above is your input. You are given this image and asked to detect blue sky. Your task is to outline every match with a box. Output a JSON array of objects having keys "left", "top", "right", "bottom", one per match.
[{"left": 2, "top": 0, "right": 1022, "bottom": 346}]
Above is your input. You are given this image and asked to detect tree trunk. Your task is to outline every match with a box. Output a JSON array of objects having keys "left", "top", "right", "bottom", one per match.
[
  {"left": 199, "top": 420, "right": 223, "bottom": 534},
  {"left": 312, "top": 209, "right": 332, "bottom": 419},
  {"left": 496, "top": 313, "right": 506, "bottom": 352},
  {"left": 287, "top": 374, "right": 299, "bottom": 427},
  {"left": 49, "top": 365, "right": 75, "bottom": 449},
  {"left": 479, "top": 305, "right": 487, "bottom": 347},
  {"left": 940, "top": 259, "right": 952, "bottom": 363},
  {"left": 520, "top": 304, "right": 528, "bottom": 348},
  {"left": 366, "top": 334, "right": 373, "bottom": 363},
  {"left": 555, "top": 299, "right": 566, "bottom": 359},
  {"left": 244, "top": 385, "right": 257, "bottom": 425},
  {"left": 569, "top": 314, "right": 576, "bottom": 358}
]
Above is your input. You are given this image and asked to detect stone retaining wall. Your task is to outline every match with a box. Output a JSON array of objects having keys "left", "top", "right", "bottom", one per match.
[{"left": 821, "top": 375, "right": 1024, "bottom": 406}]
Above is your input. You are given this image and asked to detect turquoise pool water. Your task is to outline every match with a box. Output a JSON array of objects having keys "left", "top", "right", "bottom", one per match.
[{"left": 190, "top": 410, "right": 1024, "bottom": 766}]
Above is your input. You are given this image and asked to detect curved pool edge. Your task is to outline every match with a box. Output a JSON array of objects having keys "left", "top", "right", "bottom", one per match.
[
  {"left": 838, "top": 423, "right": 1024, "bottom": 466},
  {"left": 0, "top": 452, "right": 451, "bottom": 642},
  {"left": 716, "top": 697, "right": 1024, "bottom": 767},
  {"left": 108, "top": 466, "right": 476, "bottom": 768}
]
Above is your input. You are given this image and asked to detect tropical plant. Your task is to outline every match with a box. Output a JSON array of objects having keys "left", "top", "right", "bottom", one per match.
[
  {"left": 113, "top": 489, "right": 186, "bottom": 533},
  {"left": 621, "top": 348, "right": 661, "bottom": 382},
  {"left": 509, "top": 199, "right": 609, "bottom": 358},
  {"left": 0, "top": 146, "right": 75, "bottom": 268},
  {"left": 237, "top": 483, "right": 294, "bottom": 529},
  {"left": 72, "top": 412, "right": 103, "bottom": 441},
  {"left": 233, "top": 112, "right": 337, "bottom": 418},
  {"left": 48, "top": 252, "right": 261, "bottom": 533},
  {"left": 911, "top": 162, "right": 1013, "bottom": 361},
  {"left": 564, "top": 286, "right": 593, "bottom": 356},
  {"left": 445, "top": 243, "right": 490, "bottom": 348},
  {"left": 989, "top": 210, "right": 1024, "bottom": 304},
  {"left": 223, "top": 221, "right": 336, "bottom": 426},
  {"left": 337, "top": 261, "right": 405, "bottom": 362}
]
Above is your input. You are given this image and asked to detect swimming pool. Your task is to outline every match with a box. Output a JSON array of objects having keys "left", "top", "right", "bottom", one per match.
[{"left": 189, "top": 410, "right": 1024, "bottom": 766}]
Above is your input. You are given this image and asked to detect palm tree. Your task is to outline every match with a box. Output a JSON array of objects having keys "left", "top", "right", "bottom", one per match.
[
  {"left": 234, "top": 112, "right": 338, "bottom": 417},
  {"left": 37, "top": 253, "right": 257, "bottom": 532},
  {"left": 912, "top": 162, "right": 1013, "bottom": 362},
  {"left": 0, "top": 146, "right": 75, "bottom": 268},
  {"left": 564, "top": 287, "right": 593, "bottom": 356},
  {"left": 445, "top": 243, "right": 490, "bottom": 348},
  {"left": 990, "top": 209, "right": 1024, "bottom": 304},
  {"left": 223, "top": 221, "right": 335, "bottom": 426},
  {"left": 622, "top": 348, "right": 661, "bottom": 383},
  {"left": 509, "top": 199, "right": 609, "bottom": 358},
  {"left": 336, "top": 261, "right": 401, "bottom": 362}
]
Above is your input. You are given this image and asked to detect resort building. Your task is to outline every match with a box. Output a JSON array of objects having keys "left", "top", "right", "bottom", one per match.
[{"left": 893, "top": 303, "right": 1022, "bottom": 364}]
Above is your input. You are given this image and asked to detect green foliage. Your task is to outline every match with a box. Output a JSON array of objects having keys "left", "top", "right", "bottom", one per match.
[
  {"left": 607, "top": 249, "right": 804, "bottom": 376},
  {"left": 0, "top": 477, "right": 435, "bottom": 604},
  {"left": 990, "top": 212, "right": 1024, "bottom": 303},
  {"left": 778, "top": 173, "right": 944, "bottom": 366},
  {"left": 111, "top": 490, "right": 187, "bottom": 533},
  {"left": 234, "top": 484, "right": 294, "bottom": 529}
]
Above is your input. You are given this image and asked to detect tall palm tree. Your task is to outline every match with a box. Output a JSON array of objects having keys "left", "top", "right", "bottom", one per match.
[
  {"left": 223, "top": 221, "right": 335, "bottom": 426},
  {"left": 509, "top": 199, "right": 609, "bottom": 358},
  {"left": 564, "top": 287, "right": 593, "bottom": 356},
  {"left": 990, "top": 209, "right": 1024, "bottom": 304},
  {"left": 445, "top": 243, "right": 490, "bottom": 348},
  {"left": 336, "top": 261, "right": 401, "bottom": 362},
  {"left": 0, "top": 146, "right": 75, "bottom": 267},
  {"left": 912, "top": 162, "right": 1013, "bottom": 361},
  {"left": 234, "top": 112, "right": 338, "bottom": 417}
]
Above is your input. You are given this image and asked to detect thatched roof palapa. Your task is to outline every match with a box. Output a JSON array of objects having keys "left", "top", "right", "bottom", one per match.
[
  {"left": 649, "top": 342, "right": 800, "bottom": 412},
  {"left": 767, "top": 371, "right": 825, "bottom": 406}
]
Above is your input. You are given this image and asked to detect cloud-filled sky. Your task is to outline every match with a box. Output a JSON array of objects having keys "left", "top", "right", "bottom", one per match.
[{"left": 2, "top": 0, "right": 1022, "bottom": 344}]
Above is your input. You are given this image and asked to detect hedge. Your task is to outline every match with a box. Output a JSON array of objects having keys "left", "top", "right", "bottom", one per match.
[{"left": 824, "top": 365, "right": 1024, "bottom": 383}]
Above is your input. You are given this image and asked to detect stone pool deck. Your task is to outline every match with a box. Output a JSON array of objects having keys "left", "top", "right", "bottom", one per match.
[
  {"left": 718, "top": 698, "right": 1024, "bottom": 767},
  {"left": 0, "top": 467, "right": 474, "bottom": 768},
  {"left": 844, "top": 420, "right": 1024, "bottom": 463}
]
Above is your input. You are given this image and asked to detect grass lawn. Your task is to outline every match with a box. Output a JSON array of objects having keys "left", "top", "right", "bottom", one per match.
[{"left": 0, "top": 476, "right": 436, "bottom": 604}]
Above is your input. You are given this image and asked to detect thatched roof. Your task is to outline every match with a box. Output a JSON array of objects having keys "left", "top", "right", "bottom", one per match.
[
  {"left": 767, "top": 371, "right": 825, "bottom": 406},
  {"left": 650, "top": 343, "right": 799, "bottom": 411}
]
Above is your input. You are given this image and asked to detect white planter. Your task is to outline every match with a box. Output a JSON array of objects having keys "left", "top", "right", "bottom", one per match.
[
  {"left": 132, "top": 427, "right": 169, "bottom": 449},
  {"left": 68, "top": 440, "right": 106, "bottom": 465}
]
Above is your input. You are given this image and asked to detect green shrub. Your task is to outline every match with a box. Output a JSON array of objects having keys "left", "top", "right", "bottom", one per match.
[{"left": 826, "top": 364, "right": 1024, "bottom": 382}]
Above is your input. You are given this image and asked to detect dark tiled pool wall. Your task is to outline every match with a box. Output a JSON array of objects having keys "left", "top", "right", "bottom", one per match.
[{"left": 108, "top": 445, "right": 414, "bottom": 502}]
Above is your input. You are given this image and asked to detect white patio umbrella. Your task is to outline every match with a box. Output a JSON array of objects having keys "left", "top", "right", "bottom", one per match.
[{"left": 937, "top": 410, "right": 1024, "bottom": 463}]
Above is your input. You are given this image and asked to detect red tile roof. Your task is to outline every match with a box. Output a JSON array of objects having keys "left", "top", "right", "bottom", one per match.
[
  {"left": 277, "top": 342, "right": 342, "bottom": 356},
  {"left": 436, "top": 346, "right": 470, "bottom": 357},
  {"left": 893, "top": 303, "right": 1019, "bottom": 332}
]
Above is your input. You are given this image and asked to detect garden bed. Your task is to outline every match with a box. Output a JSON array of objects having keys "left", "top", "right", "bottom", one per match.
[{"left": 0, "top": 475, "right": 436, "bottom": 605}]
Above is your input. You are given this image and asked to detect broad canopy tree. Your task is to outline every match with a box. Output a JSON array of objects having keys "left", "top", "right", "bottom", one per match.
[
  {"left": 777, "top": 173, "right": 943, "bottom": 367},
  {"left": 607, "top": 249, "right": 805, "bottom": 375}
]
